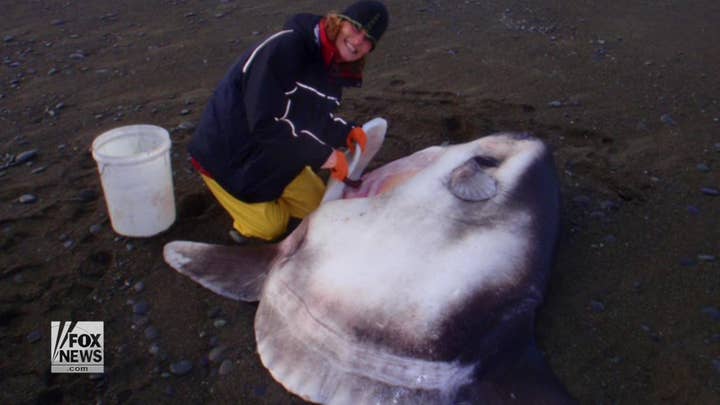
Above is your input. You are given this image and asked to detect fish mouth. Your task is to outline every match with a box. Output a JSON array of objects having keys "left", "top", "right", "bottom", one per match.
[
  {"left": 345, "top": 171, "right": 419, "bottom": 199},
  {"left": 343, "top": 147, "right": 445, "bottom": 199}
]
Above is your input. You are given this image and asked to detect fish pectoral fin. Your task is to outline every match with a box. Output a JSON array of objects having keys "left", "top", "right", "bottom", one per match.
[
  {"left": 163, "top": 240, "right": 278, "bottom": 302},
  {"left": 448, "top": 157, "right": 498, "bottom": 202}
]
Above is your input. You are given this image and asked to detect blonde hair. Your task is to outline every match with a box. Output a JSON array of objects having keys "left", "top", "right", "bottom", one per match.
[
  {"left": 324, "top": 13, "right": 366, "bottom": 74},
  {"left": 324, "top": 13, "right": 344, "bottom": 41}
]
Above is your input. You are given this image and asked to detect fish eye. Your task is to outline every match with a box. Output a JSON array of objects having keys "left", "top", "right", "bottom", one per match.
[{"left": 473, "top": 156, "right": 500, "bottom": 168}]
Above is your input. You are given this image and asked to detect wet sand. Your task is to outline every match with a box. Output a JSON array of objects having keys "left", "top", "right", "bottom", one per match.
[{"left": 1, "top": 0, "right": 719, "bottom": 403}]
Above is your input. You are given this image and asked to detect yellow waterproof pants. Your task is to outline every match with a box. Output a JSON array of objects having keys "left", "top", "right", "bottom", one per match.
[{"left": 200, "top": 167, "right": 325, "bottom": 241}]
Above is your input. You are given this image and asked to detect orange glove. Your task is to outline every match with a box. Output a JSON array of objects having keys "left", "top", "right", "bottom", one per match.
[
  {"left": 346, "top": 127, "right": 367, "bottom": 153},
  {"left": 322, "top": 150, "right": 349, "bottom": 181}
]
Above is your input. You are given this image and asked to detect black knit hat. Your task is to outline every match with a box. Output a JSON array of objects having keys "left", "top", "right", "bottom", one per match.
[{"left": 339, "top": 1, "right": 389, "bottom": 46}]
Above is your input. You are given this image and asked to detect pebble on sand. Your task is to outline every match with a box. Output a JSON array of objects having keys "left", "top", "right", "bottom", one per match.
[
  {"left": 208, "top": 335, "right": 220, "bottom": 348},
  {"left": 208, "top": 345, "right": 227, "bottom": 363},
  {"left": 133, "top": 301, "right": 150, "bottom": 315},
  {"left": 702, "top": 307, "right": 720, "bottom": 321},
  {"left": 660, "top": 113, "right": 677, "bottom": 126},
  {"left": 18, "top": 194, "right": 38, "bottom": 204},
  {"left": 686, "top": 205, "right": 700, "bottom": 215},
  {"left": 88, "top": 373, "right": 104, "bottom": 381},
  {"left": 572, "top": 195, "right": 591, "bottom": 207},
  {"left": 590, "top": 300, "right": 606, "bottom": 313},
  {"left": 218, "top": 359, "right": 233, "bottom": 376},
  {"left": 144, "top": 326, "right": 159, "bottom": 340},
  {"left": 170, "top": 360, "right": 193, "bottom": 376},
  {"left": 176, "top": 121, "right": 195, "bottom": 132},
  {"left": 27, "top": 330, "right": 42, "bottom": 343},
  {"left": 132, "top": 314, "right": 150, "bottom": 327},
  {"left": 698, "top": 254, "right": 717, "bottom": 263},
  {"left": 69, "top": 51, "right": 86, "bottom": 60},
  {"left": 148, "top": 342, "right": 161, "bottom": 356},
  {"left": 15, "top": 149, "right": 38, "bottom": 165}
]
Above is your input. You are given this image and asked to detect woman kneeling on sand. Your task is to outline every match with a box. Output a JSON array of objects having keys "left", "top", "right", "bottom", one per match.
[{"left": 188, "top": 1, "right": 389, "bottom": 244}]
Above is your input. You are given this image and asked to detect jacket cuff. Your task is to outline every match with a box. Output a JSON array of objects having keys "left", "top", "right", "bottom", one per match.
[{"left": 307, "top": 144, "right": 334, "bottom": 171}]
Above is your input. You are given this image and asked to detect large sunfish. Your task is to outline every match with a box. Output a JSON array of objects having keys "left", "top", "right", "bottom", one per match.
[{"left": 164, "top": 119, "right": 573, "bottom": 404}]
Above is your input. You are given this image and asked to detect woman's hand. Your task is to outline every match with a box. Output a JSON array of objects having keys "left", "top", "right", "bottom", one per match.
[
  {"left": 322, "top": 150, "right": 349, "bottom": 181},
  {"left": 346, "top": 127, "right": 367, "bottom": 153}
]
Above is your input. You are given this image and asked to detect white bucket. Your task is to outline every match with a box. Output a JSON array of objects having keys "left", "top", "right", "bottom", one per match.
[{"left": 91, "top": 125, "right": 176, "bottom": 237}]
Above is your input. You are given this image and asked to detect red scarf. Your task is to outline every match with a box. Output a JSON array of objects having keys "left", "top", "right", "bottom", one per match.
[
  {"left": 319, "top": 19, "right": 337, "bottom": 67},
  {"left": 318, "top": 19, "right": 363, "bottom": 83}
]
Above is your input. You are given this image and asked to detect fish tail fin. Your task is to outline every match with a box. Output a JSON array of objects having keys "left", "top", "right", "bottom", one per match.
[
  {"left": 457, "top": 343, "right": 576, "bottom": 404},
  {"left": 163, "top": 240, "right": 277, "bottom": 302}
]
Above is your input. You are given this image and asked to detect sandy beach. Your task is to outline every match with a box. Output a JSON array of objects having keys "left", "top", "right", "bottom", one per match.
[{"left": 1, "top": 0, "right": 719, "bottom": 402}]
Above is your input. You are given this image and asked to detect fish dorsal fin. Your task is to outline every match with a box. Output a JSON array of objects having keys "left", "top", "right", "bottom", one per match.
[{"left": 163, "top": 241, "right": 279, "bottom": 302}]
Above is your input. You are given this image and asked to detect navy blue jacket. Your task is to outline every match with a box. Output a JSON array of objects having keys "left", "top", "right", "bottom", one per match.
[{"left": 189, "top": 14, "right": 358, "bottom": 203}]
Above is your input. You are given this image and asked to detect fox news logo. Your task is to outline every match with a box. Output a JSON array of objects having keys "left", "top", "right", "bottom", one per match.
[{"left": 51, "top": 321, "right": 104, "bottom": 373}]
